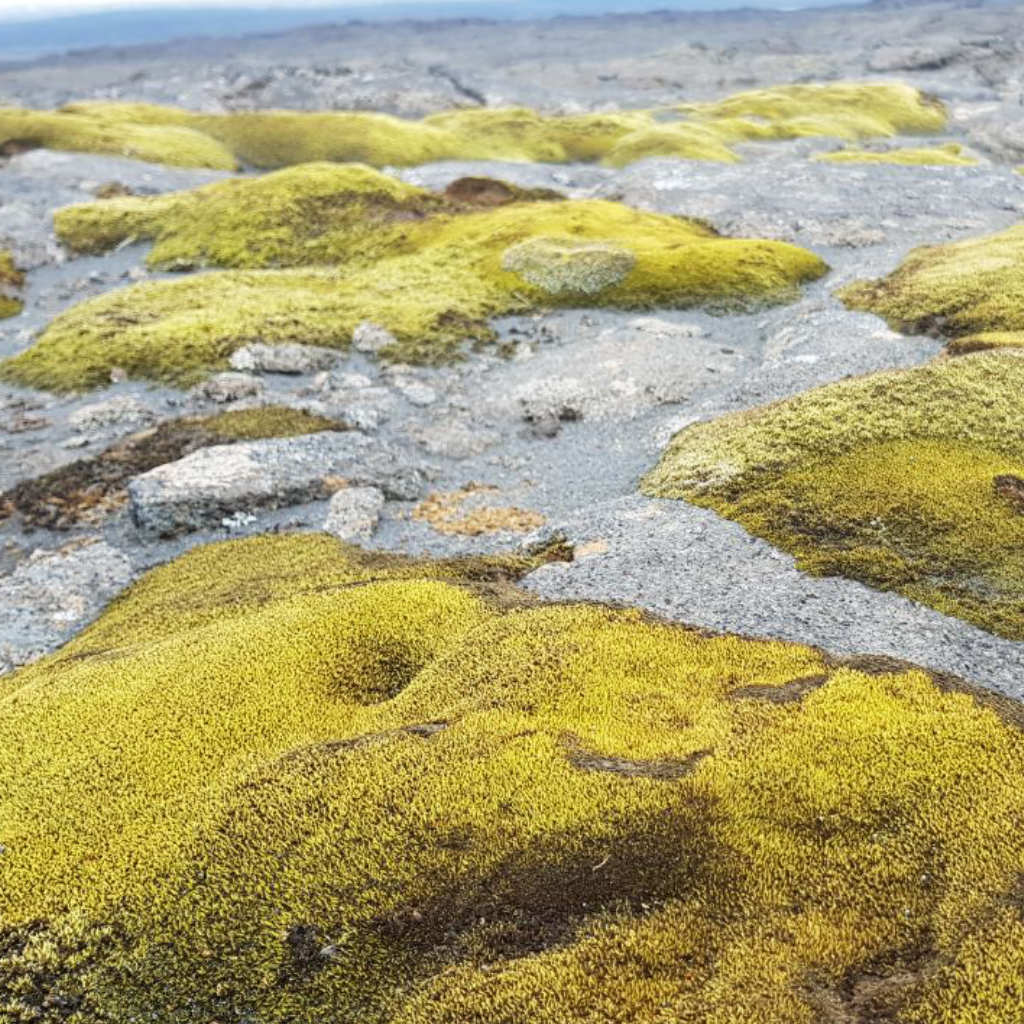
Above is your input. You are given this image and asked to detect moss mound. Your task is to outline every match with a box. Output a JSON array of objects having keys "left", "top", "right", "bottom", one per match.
[
  {"left": 644, "top": 349, "right": 1024, "bottom": 637},
  {"left": 0, "top": 106, "right": 238, "bottom": 169},
  {"left": 0, "top": 250, "right": 24, "bottom": 319},
  {"left": 840, "top": 221, "right": 1024, "bottom": 352},
  {"left": 3, "top": 534, "right": 1024, "bottom": 1022},
  {"left": 0, "top": 406, "right": 340, "bottom": 530},
  {"left": 814, "top": 142, "right": 977, "bottom": 166},
  {"left": 1, "top": 84, "right": 945, "bottom": 170},
  {"left": 3, "top": 195, "right": 827, "bottom": 391}
]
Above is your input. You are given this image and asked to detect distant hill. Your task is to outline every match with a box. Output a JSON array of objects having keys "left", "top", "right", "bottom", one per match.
[{"left": 0, "top": 1, "right": 857, "bottom": 62}]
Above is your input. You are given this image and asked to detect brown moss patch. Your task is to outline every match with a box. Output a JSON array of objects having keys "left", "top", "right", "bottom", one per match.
[{"left": 412, "top": 484, "right": 546, "bottom": 536}]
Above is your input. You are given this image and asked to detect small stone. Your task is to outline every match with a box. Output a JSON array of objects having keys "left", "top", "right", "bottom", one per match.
[
  {"left": 401, "top": 382, "right": 438, "bottom": 407},
  {"left": 352, "top": 321, "right": 397, "bottom": 354},
  {"left": 323, "top": 486, "right": 385, "bottom": 540},
  {"left": 196, "top": 372, "right": 265, "bottom": 403},
  {"left": 229, "top": 343, "right": 338, "bottom": 375},
  {"left": 109, "top": 366, "right": 128, "bottom": 384},
  {"left": 69, "top": 395, "right": 154, "bottom": 433}
]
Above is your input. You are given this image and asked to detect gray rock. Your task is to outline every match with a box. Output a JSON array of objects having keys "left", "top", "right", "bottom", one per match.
[
  {"left": 502, "top": 236, "right": 635, "bottom": 295},
  {"left": 352, "top": 321, "right": 397, "bottom": 354},
  {"left": 68, "top": 395, "right": 155, "bottom": 433},
  {"left": 400, "top": 382, "right": 438, "bottom": 406},
  {"left": 229, "top": 342, "right": 339, "bottom": 374},
  {"left": 196, "top": 372, "right": 265, "bottom": 403},
  {"left": 0, "top": 539, "right": 134, "bottom": 675},
  {"left": 323, "top": 486, "right": 385, "bottom": 540},
  {"left": 128, "top": 431, "right": 423, "bottom": 535}
]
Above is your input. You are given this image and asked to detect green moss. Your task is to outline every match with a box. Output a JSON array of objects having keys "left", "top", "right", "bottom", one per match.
[
  {"left": 0, "top": 105, "right": 238, "bottom": 169},
  {"left": 0, "top": 250, "right": 24, "bottom": 319},
  {"left": 15, "top": 84, "right": 945, "bottom": 170},
  {"left": 841, "top": 222, "right": 1024, "bottom": 351},
  {"left": 644, "top": 349, "right": 1024, "bottom": 637},
  {"left": 814, "top": 142, "right": 977, "bottom": 165},
  {"left": 945, "top": 331, "right": 1024, "bottom": 355},
  {"left": 3, "top": 197, "right": 827, "bottom": 391},
  {"left": 0, "top": 405, "right": 340, "bottom": 530},
  {"left": 3, "top": 533, "right": 1024, "bottom": 1022}
]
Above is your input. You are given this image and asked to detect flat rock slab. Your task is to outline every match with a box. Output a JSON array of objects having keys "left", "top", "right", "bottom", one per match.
[
  {"left": 0, "top": 538, "right": 134, "bottom": 675},
  {"left": 128, "top": 431, "right": 423, "bottom": 536}
]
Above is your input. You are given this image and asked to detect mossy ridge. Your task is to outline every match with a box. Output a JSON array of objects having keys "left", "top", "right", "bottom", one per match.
[
  {"left": 840, "top": 222, "right": 1024, "bottom": 351},
  {"left": 38, "top": 83, "right": 945, "bottom": 169},
  {"left": 644, "top": 349, "right": 1024, "bottom": 637},
  {"left": 0, "top": 250, "right": 25, "bottom": 319},
  {"left": 2, "top": 198, "right": 828, "bottom": 391},
  {"left": 0, "top": 105, "right": 238, "bottom": 169},
  {"left": 3, "top": 534, "right": 1024, "bottom": 1022},
  {"left": 0, "top": 405, "right": 340, "bottom": 530},
  {"left": 814, "top": 142, "right": 978, "bottom": 166},
  {"left": 53, "top": 163, "right": 563, "bottom": 269}
]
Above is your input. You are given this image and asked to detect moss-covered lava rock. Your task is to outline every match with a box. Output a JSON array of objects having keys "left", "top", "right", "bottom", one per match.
[
  {"left": 0, "top": 251, "right": 25, "bottom": 319},
  {"left": 2, "top": 534, "right": 1024, "bottom": 1022},
  {"left": 501, "top": 235, "right": 636, "bottom": 295},
  {"left": 0, "top": 406, "right": 341, "bottom": 530},
  {"left": 644, "top": 349, "right": 1024, "bottom": 638},
  {"left": 840, "top": 220, "right": 1024, "bottom": 352},
  {"left": 813, "top": 142, "right": 977, "bottom": 165},
  {"left": 1, "top": 83, "right": 946, "bottom": 170},
  {"left": 2, "top": 187, "right": 828, "bottom": 391}
]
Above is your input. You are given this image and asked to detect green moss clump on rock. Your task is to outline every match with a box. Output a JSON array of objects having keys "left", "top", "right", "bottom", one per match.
[
  {"left": 0, "top": 405, "right": 340, "bottom": 530},
  {"left": 3, "top": 533, "right": 1024, "bottom": 1022},
  {"left": 0, "top": 250, "right": 25, "bottom": 319},
  {"left": 0, "top": 105, "right": 238, "bottom": 169},
  {"left": 3, "top": 83, "right": 946, "bottom": 170},
  {"left": 814, "top": 142, "right": 977, "bottom": 165},
  {"left": 841, "top": 222, "right": 1024, "bottom": 353},
  {"left": 644, "top": 349, "right": 1024, "bottom": 637},
  {"left": 3, "top": 196, "right": 827, "bottom": 391}
]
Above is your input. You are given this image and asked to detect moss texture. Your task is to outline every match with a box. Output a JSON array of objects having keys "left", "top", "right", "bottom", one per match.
[
  {"left": 0, "top": 406, "right": 340, "bottom": 530},
  {"left": 644, "top": 349, "right": 1024, "bottom": 637},
  {"left": 4, "top": 193, "right": 827, "bottom": 391},
  {"left": 0, "top": 250, "right": 25, "bottom": 319},
  {"left": 813, "top": 142, "right": 977, "bottom": 166},
  {"left": 840, "top": 222, "right": 1024, "bottom": 352},
  {"left": 3, "top": 533, "right": 1024, "bottom": 1022},
  {"left": 0, "top": 106, "right": 238, "bottom": 169},
  {"left": 0, "top": 84, "right": 945, "bottom": 169}
]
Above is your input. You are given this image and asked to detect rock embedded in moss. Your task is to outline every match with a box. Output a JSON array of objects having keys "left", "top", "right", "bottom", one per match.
[
  {"left": 502, "top": 235, "right": 636, "bottom": 295},
  {"left": 2, "top": 533, "right": 1024, "bottom": 1022},
  {"left": 0, "top": 406, "right": 341, "bottom": 531},
  {"left": 4, "top": 194, "right": 828, "bottom": 392},
  {"left": 840, "top": 221, "right": 1024, "bottom": 351},
  {"left": 644, "top": 349, "right": 1024, "bottom": 638}
]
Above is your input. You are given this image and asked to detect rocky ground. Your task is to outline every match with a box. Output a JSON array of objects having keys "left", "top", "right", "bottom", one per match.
[{"left": 3, "top": 0, "right": 1024, "bottom": 693}]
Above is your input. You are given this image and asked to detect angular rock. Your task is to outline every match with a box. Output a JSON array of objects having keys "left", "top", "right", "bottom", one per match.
[
  {"left": 323, "top": 486, "right": 385, "bottom": 540},
  {"left": 0, "top": 538, "right": 134, "bottom": 675},
  {"left": 502, "top": 236, "right": 635, "bottom": 295},
  {"left": 196, "top": 372, "right": 265, "bottom": 403},
  {"left": 128, "top": 431, "right": 423, "bottom": 536},
  {"left": 69, "top": 395, "right": 155, "bottom": 433},
  {"left": 229, "top": 343, "right": 339, "bottom": 374}
]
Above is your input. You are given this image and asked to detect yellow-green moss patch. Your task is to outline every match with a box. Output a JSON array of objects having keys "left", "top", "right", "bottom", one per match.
[
  {"left": 3, "top": 197, "right": 827, "bottom": 390},
  {"left": 0, "top": 105, "right": 238, "bottom": 169},
  {"left": 645, "top": 349, "right": 1024, "bottom": 637},
  {"left": 0, "top": 250, "right": 24, "bottom": 319},
  {"left": 814, "top": 142, "right": 977, "bottom": 166},
  {"left": 3, "top": 83, "right": 946, "bottom": 170},
  {"left": 841, "top": 222, "right": 1024, "bottom": 351},
  {"left": 3, "top": 533, "right": 1024, "bottom": 1022}
]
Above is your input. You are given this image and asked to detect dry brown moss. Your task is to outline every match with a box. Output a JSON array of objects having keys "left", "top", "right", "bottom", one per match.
[{"left": 1, "top": 534, "right": 1023, "bottom": 1022}]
